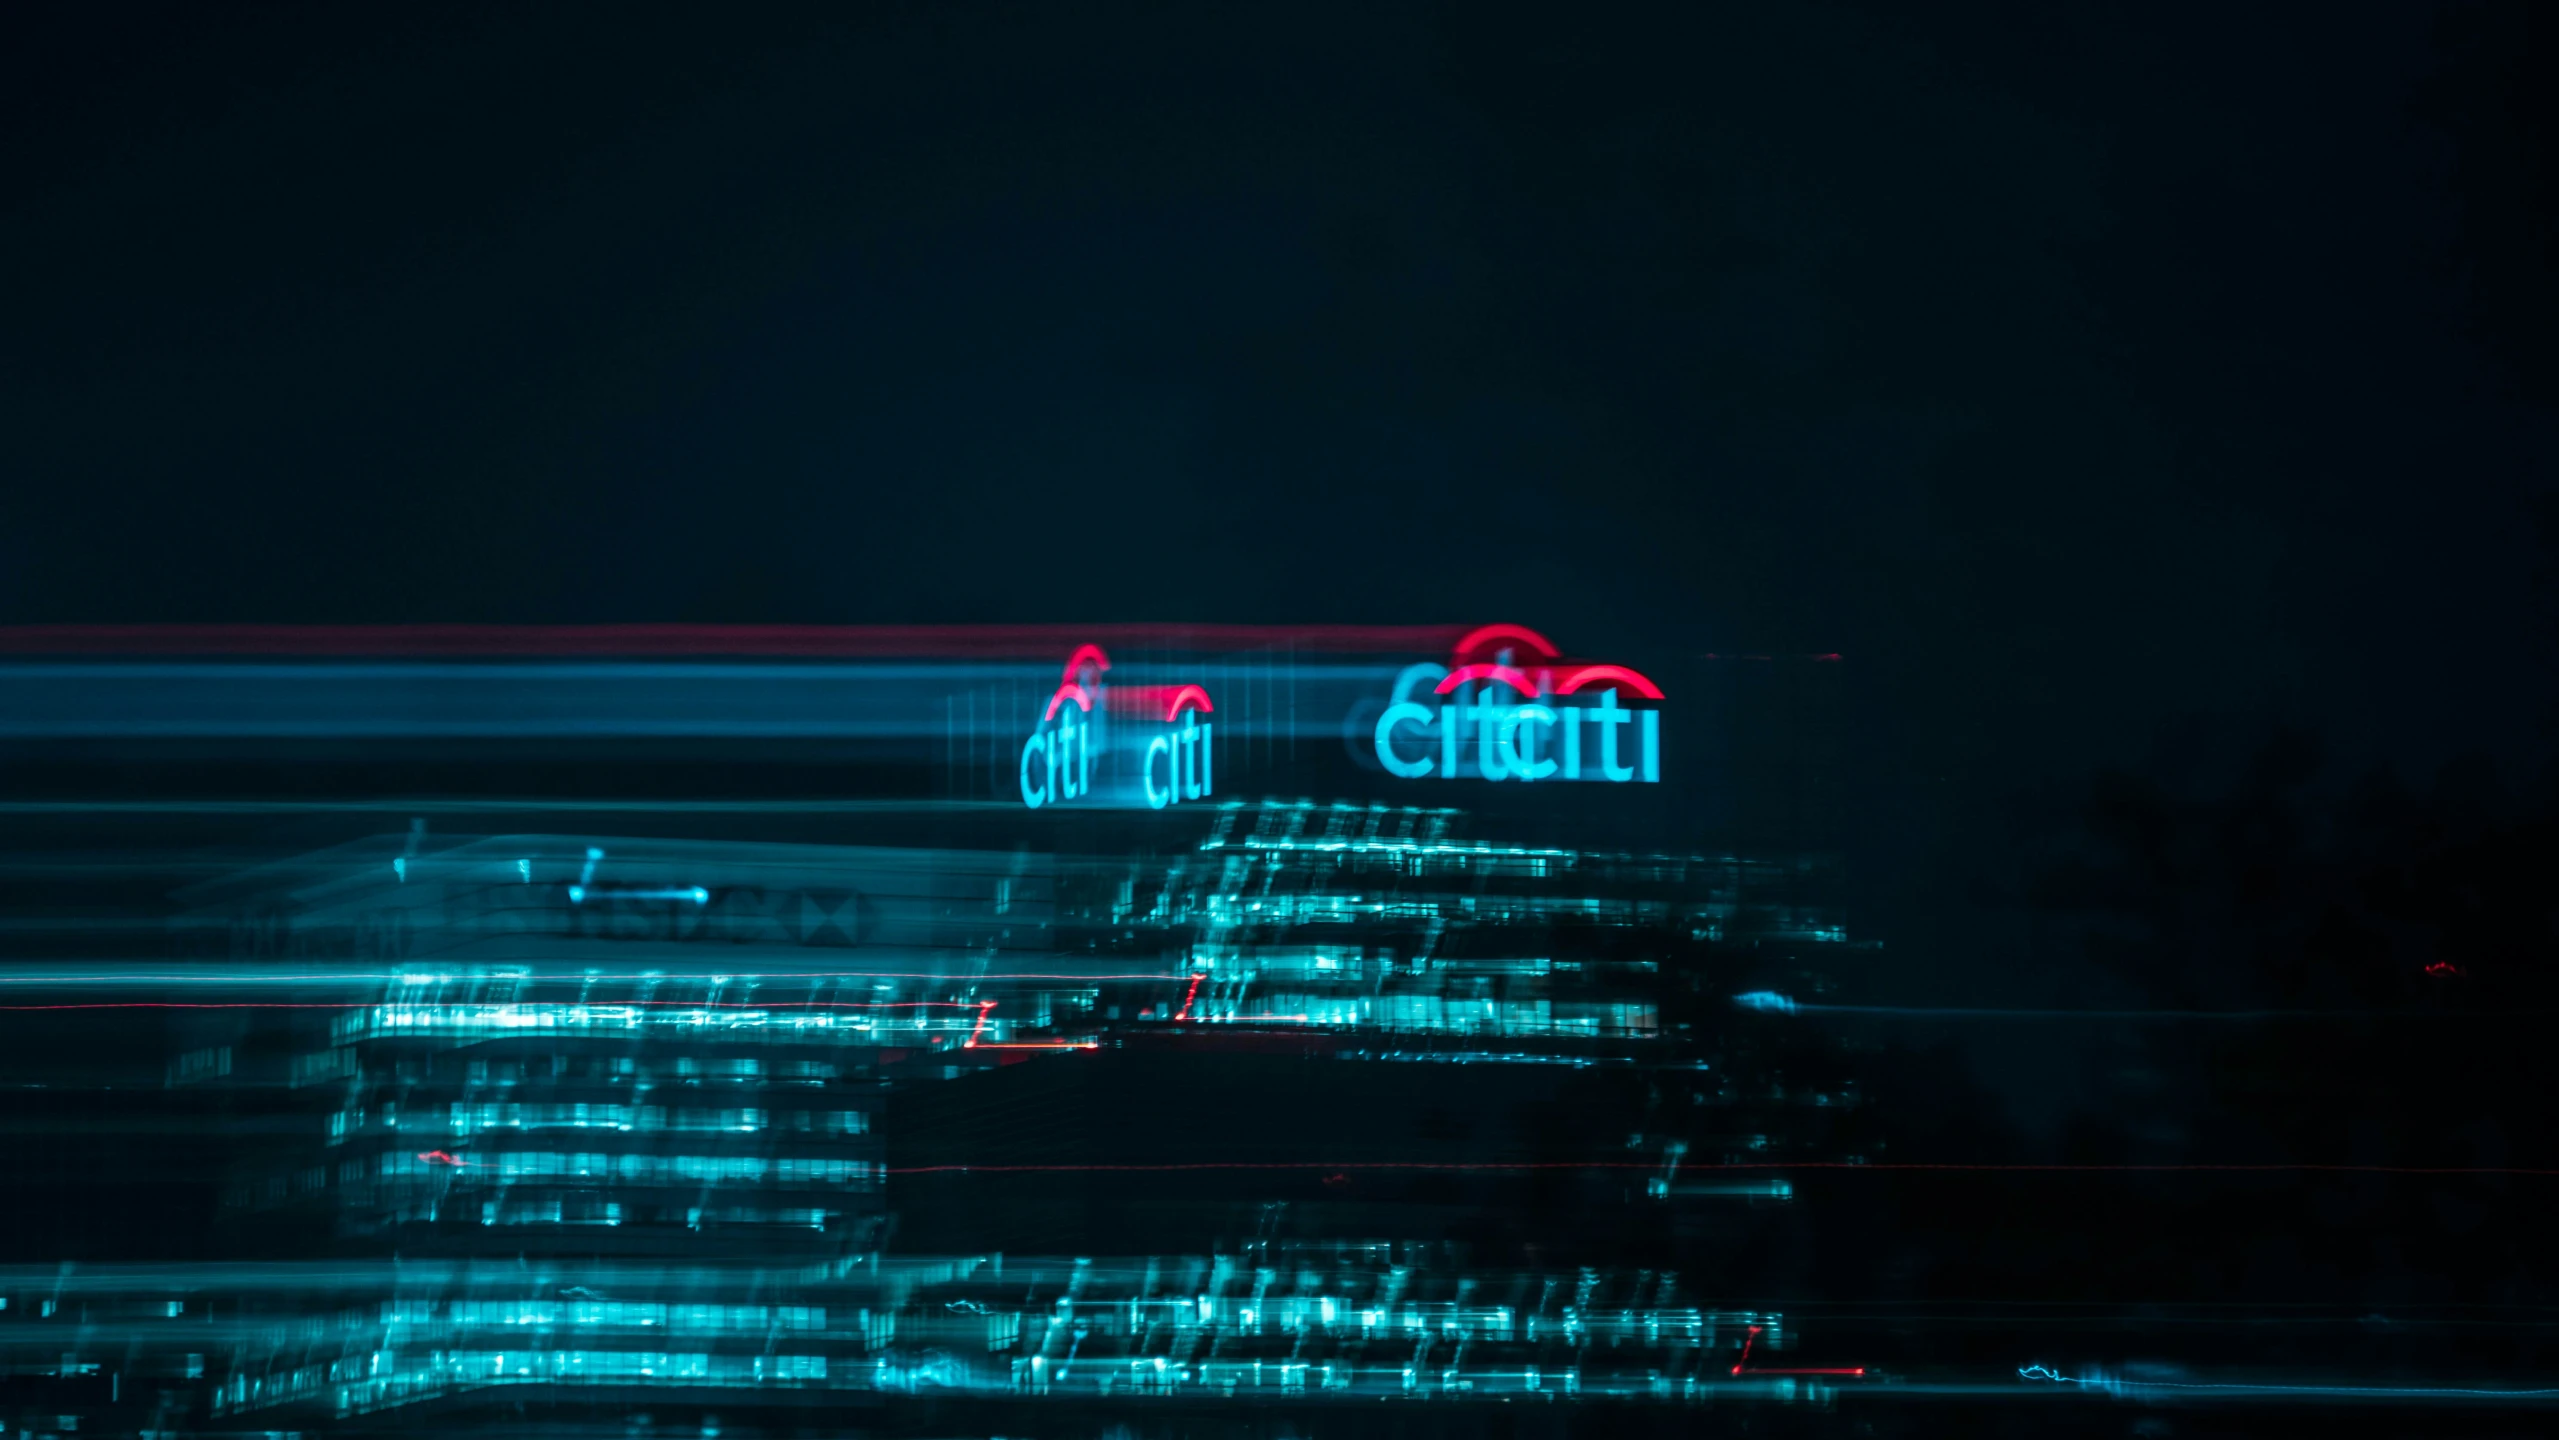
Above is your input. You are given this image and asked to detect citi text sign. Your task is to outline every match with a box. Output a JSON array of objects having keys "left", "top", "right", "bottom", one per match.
[
  {"left": 1371, "top": 625, "right": 1660, "bottom": 784},
  {"left": 1021, "top": 645, "right": 1216, "bottom": 810}
]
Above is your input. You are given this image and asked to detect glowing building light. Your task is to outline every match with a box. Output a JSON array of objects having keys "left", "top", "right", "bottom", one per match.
[
  {"left": 1375, "top": 688, "right": 1657, "bottom": 784},
  {"left": 1019, "top": 644, "right": 1215, "bottom": 810}
]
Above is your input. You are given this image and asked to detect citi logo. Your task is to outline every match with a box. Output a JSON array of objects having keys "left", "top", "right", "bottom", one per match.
[
  {"left": 1371, "top": 624, "right": 1661, "bottom": 784},
  {"left": 1020, "top": 645, "right": 1216, "bottom": 810},
  {"left": 1138, "top": 688, "right": 1215, "bottom": 810}
]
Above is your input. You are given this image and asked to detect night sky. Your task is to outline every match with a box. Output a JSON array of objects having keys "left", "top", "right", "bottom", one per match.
[{"left": 6, "top": 3, "right": 2556, "bottom": 1017}]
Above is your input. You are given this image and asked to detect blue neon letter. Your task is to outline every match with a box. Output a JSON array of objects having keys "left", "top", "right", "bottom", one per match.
[
  {"left": 1179, "top": 712, "right": 1203, "bottom": 800},
  {"left": 1375, "top": 703, "right": 1436, "bottom": 778},
  {"left": 1057, "top": 715, "right": 1078, "bottom": 800},
  {"left": 1019, "top": 731, "right": 1050, "bottom": 808},
  {"left": 1474, "top": 696, "right": 1511, "bottom": 781},
  {"left": 1143, "top": 735, "right": 1173, "bottom": 809},
  {"left": 1499, "top": 705, "right": 1558, "bottom": 781},
  {"left": 1594, "top": 689, "right": 1634, "bottom": 782}
]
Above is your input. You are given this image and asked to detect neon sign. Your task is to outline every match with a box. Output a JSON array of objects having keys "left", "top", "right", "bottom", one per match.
[
  {"left": 1020, "top": 647, "right": 1217, "bottom": 810},
  {"left": 1140, "top": 691, "right": 1214, "bottom": 810},
  {"left": 1369, "top": 625, "right": 1661, "bottom": 784}
]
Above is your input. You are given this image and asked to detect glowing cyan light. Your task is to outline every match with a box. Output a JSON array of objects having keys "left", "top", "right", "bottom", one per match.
[
  {"left": 1142, "top": 710, "right": 1214, "bottom": 811},
  {"left": 568, "top": 886, "right": 710, "bottom": 905},
  {"left": 1019, "top": 696, "right": 1095, "bottom": 808},
  {"left": 1376, "top": 689, "right": 1655, "bottom": 783},
  {"left": 1371, "top": 628, "right": 1661, "bottom": 785},
  {"left": 1373, "top": 704, "right": 1436, "bottom": 779},
  {"left": 1019, "top": 644, "right": 1215, "bottom": 810},
  {"left": 1498, "top": 705, "right": 1558, "bottom": 781}
]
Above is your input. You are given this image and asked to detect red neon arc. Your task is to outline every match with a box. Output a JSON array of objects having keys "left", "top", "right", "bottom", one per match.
[
  {"left": 1061, "top": 644, "right": 1111, "bottom": 686},
  {"left": 1434, "top": 664, "right": 1541, "bottom": 696},
  {"left": 1162, "top": 683, "right": 1213, "bottom": 720},
  {"left": 1451, "top": 623, "right": 1560, "bottom": 663},
  {"left": 1552, "top": 664, "right": 1664, "bottom": 699},
  {"left": 1042, "top": 683, "right": 1095, "bottom": 721},
  {"left": 1431, "top": 662, "right": 1665, "bottom": 700}
]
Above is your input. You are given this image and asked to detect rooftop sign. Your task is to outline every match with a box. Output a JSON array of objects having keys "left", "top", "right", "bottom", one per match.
[
  {"left": 1020, "top": 645, "right": 1217, "bottom": 810},
  {"left": 1368, "top": 625, "right": 1661, "bottom": 785}
]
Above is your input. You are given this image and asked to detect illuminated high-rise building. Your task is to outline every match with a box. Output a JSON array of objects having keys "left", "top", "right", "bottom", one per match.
[{"left": 0, "top": 625, "right": 1864, "bottom": 1433}]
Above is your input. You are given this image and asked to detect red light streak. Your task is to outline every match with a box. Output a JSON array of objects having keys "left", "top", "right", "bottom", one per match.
[
  {"left": 774, "top": 971, "right": 1179, "bottom": 981},
  {"left": 1161, "top": 683, "right": 1213, "bottom": 720},
  {"left": 962, "top": 1000, "right": 996, "bottom": 1048},
  {"left": 1172, "top": 973, "right": 1204, "bottom": 1022},
  {"left": 416, "top": 1151, "right": 470, "bottom": 1167},
  {"left": 1043, "top": 682, "right": 1094, "bottom": 720},
  {"left": 1731, "top": 1325, "right": 1865, "bottom": 1377},
  {"left": 606, "top": 999, "right": 975, "bottom": 1010},
  {"left": 0, "top": 623, "right": 1479, "bottom": 658},
  {"left": 924, "top": 973, "right": 1182, "bottom": 981}
]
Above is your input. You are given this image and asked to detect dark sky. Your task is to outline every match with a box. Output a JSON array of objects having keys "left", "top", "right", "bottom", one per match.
[{"left": 4, "top": 3, "right": 2555, "bottom": 995}]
